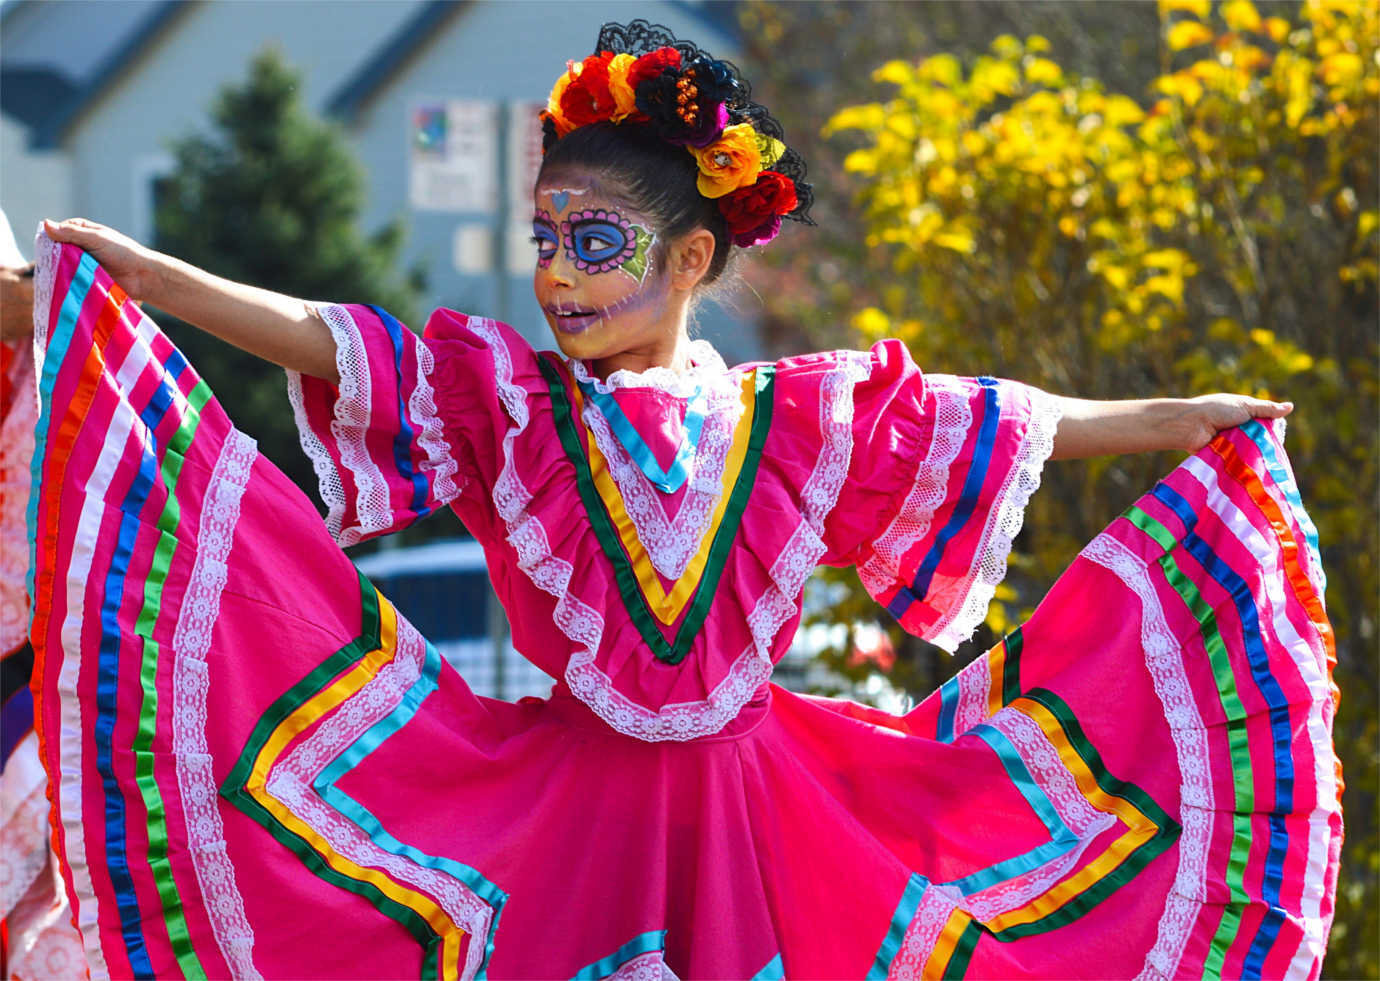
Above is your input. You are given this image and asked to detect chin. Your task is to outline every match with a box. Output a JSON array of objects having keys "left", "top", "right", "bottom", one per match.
[{"left": 545, "top": 319, "right": 609, "bottom": 360}]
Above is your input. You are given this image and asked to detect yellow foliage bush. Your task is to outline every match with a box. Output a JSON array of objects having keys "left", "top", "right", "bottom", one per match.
[{"left": 825, "top": 2, "right": 1377, "bottom": 968}]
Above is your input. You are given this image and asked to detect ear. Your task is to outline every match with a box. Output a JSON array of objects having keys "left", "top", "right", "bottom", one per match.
[{"left": 667, "top": 227, "right": 717, "bottom": 292}]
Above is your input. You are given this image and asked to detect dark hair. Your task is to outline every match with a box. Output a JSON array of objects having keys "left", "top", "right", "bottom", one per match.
[{"left": 538, "top": 122, "right": 733, "bottom": 287}]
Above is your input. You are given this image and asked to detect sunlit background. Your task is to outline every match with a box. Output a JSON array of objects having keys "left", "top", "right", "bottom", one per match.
[{"left": 2, "top": 0, "right": 1375, "bottom": 973}]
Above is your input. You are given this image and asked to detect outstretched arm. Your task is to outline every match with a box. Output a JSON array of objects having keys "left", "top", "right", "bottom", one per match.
[
  {"left": 1049, "top": 394, "right": 1293, "bottom": 460},
  {"left": 41, "top": 218, "right": 340, "bottom": 383}
]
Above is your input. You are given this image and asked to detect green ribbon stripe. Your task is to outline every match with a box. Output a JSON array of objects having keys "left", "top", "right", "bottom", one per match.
[
  {"left": 1122, "top": 504, "right": 1257, "bottom": 975},
  {"left": 942, "top": 919, "right": 984, "bottom": 980},
  {"left": 220, "top": 575, "right": 446, "bottom": 978},
  {"left": 131, "top": 375, "right": 212, "bottom": 977},
  {"left": 538, "top": 357, "right": 775, "bottom": 665},
  {"left": 985, "top": 687, "right": 1179, "bottom": 941},
  {"left": 1001, "top": 628, "right": 1024, "bottom": 707}
]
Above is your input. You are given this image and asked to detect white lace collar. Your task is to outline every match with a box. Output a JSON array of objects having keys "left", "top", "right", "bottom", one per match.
[{"left": 566, "top": 338, "right": 728, "bottom": 398}]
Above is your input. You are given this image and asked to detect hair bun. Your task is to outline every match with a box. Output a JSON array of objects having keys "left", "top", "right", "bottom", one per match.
[{"left": 541, "top": 19, "right": 813, "bottom": 245}]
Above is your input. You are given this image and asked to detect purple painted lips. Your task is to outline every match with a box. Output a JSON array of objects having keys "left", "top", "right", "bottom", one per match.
[{"left": 545, "top": 305, "right": 601, "bottom": 333}]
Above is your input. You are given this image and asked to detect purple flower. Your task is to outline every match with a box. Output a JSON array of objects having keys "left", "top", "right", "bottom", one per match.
[{"left": 731, "top": 215, "right": 782, "bottom": 248}]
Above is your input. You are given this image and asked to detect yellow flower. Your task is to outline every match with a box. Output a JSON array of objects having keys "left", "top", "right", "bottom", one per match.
[
  {"left": 691, "top": 124, "right": 764, "bottom": 198},
  {"left": 547, "top": 61, "right": 578, "bottom": 135},
  {"left": 607, "top": 53, "right": 638, "bottom": 122}
]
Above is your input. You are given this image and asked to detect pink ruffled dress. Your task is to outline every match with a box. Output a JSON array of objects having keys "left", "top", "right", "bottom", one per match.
[{"left": 28, "top": 240, "right": 1340, "bottom": 980}]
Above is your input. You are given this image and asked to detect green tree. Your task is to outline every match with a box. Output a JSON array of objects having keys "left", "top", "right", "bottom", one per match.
[
  {"left": 154, "top": 49, "right": 425, "bottom": 499},
  {"left": 746, "top": 1, "right": 1377, "bottom": 974}
]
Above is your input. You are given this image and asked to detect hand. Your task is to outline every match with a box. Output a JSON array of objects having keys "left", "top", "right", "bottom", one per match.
[
  {"left": 1171, "top": 393, "right": 1293, "bottom": 452},
  {"left": 42, "top": 218, "right": 164, "bottom": 301},
  {"left": 0, "top": 264, "right": 35, "bottom": 341}
]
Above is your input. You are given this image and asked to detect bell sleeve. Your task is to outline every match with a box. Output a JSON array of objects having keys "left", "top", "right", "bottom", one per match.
[
  {"left": 286, "top": 302, "right": 510, "bottom": 547},
  {"left": 822, "top": 339, "right": 1063, "bottom": 651}
]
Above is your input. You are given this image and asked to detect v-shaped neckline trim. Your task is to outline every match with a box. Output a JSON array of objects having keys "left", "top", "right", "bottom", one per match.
[
  {"left": 579, "top": 373, "right": 746, "bottom": 580},
  {"left": 575, "top": 380, "right": 711, "bottom": 494},
  {"left": 538, "top": 355, "right": 777, "bottom": 665}
]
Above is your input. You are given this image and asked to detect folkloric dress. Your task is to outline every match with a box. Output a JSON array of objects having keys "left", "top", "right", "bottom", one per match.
[
  {"left": 27, "top": 238, "right": 1341, "bottom": 979},
  {"left": 0, "top": 213, "right": 86, "bottom": 979}
]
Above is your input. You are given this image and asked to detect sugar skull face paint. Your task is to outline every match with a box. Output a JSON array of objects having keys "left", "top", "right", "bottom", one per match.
[
  {"left": 561, "top": 210, "right": 654, "bottom": 281},
  {"left": 532, "top": 174, "right": 674, "bottom": 362},
  {"left": 532, "top": 206, "right": 654, "bottom": 282}
]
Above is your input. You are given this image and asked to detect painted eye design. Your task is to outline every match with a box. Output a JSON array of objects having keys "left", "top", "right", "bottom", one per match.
[
  {"left": 532, "top": 213, "right": 559, "bottom": 268},
  {"left": 562, "top": 210, "right": 637, "bottom": 274}
]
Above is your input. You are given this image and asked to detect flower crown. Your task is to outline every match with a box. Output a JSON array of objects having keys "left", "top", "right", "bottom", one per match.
[{"left": 540, "top": 20, "right": 813, "bottom": 248}]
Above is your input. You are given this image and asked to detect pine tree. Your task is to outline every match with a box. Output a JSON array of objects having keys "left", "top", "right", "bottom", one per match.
[{"left": 155, "top": 48, "right": 425, "bottom": 498}]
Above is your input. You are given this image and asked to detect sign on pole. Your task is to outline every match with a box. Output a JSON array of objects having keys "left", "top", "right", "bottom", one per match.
[{"left": 408, "top": 99, "right": 498, "bottom": 213}]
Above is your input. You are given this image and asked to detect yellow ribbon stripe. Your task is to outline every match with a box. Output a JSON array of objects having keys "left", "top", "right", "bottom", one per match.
[
  {"left": 245, "top": 592, "right": 467, "bottom": 978},
  {"left": 985, "top": 645, "right": 1007, "bottom": 716},
  {"left": 979, "top": 697, "right": 1160, "bottom": 934},
  {"left": 574, "top": 372, "right": 757, "bottom": 626},
  {"left": 923, "top": 907, "right": 974, "bottom": 979}
]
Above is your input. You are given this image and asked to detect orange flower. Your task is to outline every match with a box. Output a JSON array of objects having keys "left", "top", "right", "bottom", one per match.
[
  {"left": 606, "top": 53, "right": 638, "bottom": 122},
  {"left": 546, "top": 61, "right": 578, "bottom": 135},
  {"left": 690, "top": 124, "right": 763, "bottom": 198}
]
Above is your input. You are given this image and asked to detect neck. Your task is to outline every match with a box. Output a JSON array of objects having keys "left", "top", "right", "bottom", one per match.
[{"left": 591, "top": 328, "right": 692, "bottom": 379}]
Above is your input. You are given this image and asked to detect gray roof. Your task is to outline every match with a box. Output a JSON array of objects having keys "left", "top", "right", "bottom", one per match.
[
  {"left": 3, "top": 0, "right": 187, "bottom": 148},
  {"left": 324, "top": 0, "right": 740, "bottom": 123}
]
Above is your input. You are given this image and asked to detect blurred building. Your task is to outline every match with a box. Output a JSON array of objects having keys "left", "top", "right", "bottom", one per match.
[
  {"left": 0, "top": 0, "right": 757, "bottom": 359},
  {"left": 3, "top": 0, "right": 854, "bottom": 704}
]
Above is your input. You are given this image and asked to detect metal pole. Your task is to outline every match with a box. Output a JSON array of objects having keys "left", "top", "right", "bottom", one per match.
[{"left": 488, "top": 100, "right": 512, "bottom": 700}]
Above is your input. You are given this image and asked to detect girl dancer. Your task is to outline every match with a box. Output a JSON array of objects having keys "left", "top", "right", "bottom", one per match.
[{"left": 30, "top": 20, "right": 1338, "bottom": 979}]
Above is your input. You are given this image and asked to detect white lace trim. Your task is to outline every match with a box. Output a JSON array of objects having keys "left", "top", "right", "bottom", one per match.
[
  {"left": 928, "top": 385, "right": 1063, "bottom": 653},
  {"left": 1082, "top": 534, "right": 1210, "bottom": 980},
  {"left": 288, "top": 304, "right": 461, "bottom": 547},
  {"left": 408, "top": 336, "right": 463, "bottom": 506},
  {"left": 285, "top": 308, "right": 347, "bottom": 542},
  {"left": 268, "top": 615, "right": 493, "bottom": 981},
  {"left": 888, "top": 880, "right": 966, "bottom": 978},
  {"left": 952, "top": 649, "right": 992, "bottom": 739},
  {"left": 31, "top": 230, "right": 59, "bottom": 354},
  {"left": 580, "top": 370, "right": 743, "bottom": 579},
  {"left": 172, "top": 427, "right": 261, "bottom": 980},
  {"left": 605, "top": 949, "right": 681, "bottom": 981},
  {"left": 857, "top": 375, "right": 973, "bottom": 599},
  {"left": 484, "top": 321, "right": 873, "bottom": 740},
  {"left": 962, "top": 711, "right": 1116, "bottom": 920},
  {"left": 568, "top": 338, "right": 725, "bottom": 398}
]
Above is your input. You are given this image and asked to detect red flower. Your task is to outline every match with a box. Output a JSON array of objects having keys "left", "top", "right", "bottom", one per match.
[
  {"left": 719, "top": 171, "right": 797, "bottom": 242},
  {"left": 627, "top": 46, "right": 682, "bottom": 91},
  {"left": 560, "top": 52, "right": 618, "bottom": 128}
]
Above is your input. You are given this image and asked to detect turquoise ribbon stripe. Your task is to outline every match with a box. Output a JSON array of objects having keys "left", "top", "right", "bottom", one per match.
[
  {"left": 578, "top": 380, "right": 708, "bottom": 493},
  {"left": 312, "top": 633, "right": 508, "bottom": 977},
  {"left": 27, "top": 251, "right": 97, "bottom": 598},
  {"left": 868, "top": 873, "right": 929, "bottom": 979},
  {"left": 750, "top": 952, "right": 785, "bottom": 980},
  {"left": 942, "top": 725, "right": 1079, "bottom": 895},
  {"left": 571, "top": 930, "right": 668, "bottom": 980}
]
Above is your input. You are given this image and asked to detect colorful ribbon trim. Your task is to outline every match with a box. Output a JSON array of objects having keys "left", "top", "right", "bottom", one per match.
[
  {"left": 222, "top": 573, "right": 506, "bottom": 980},
  {"left": 575, "top": 373, "right": 754, "bottom": 627},
  {"left": 577, "top": 379, "right": 709, "bottom": 493},
  {"left": 539, "top": 356, "right": 775, "bottom": 664}
]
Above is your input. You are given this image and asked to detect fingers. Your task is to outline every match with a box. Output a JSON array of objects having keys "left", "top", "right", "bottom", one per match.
[
  {"left": 42, "top": 217, "right": 106, "bottom": 244},
  {"left": 1251, "top": 398, "right": 1294, "bottom": 418}
]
